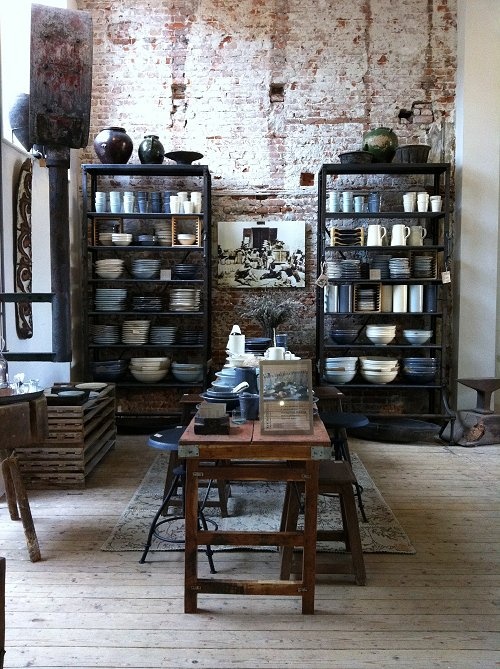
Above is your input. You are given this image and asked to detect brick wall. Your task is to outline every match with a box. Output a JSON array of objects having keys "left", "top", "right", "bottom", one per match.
[{"left": 78, "top": 0, "right": 457, "bottom": 413}]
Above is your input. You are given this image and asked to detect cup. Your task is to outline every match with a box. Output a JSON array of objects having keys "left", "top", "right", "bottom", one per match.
[
  {"left": 409, "top": 284, "right": 424, "bottom": 312},
  {"left": 177, "top": 191, "right": 188, "bottom": 202},
  {"left": 354, "top": 195, "right": 365, "bottom": 213},
  {"left": 150, "top": 192, "right": 161, "bottom": 213},
  {"left": 403, "top": 192, "right": 416, "bottom": 212},
  {"left": 328, "top": 192, "right": 340, "bottom": 212},
  {"left": 191, "top": 192, "right": 202, "bottom": 213},
  {"left": 430, "top": 195, "right": 442, "bottom": 212},
  {"left": 95, "top": 192, "right": 107, "bottom": 212},
  {"left": 122, "top": 192, "right": 135, "bottom": 213},
  {"left": 231, "top": 409, "right": 246, "bottom": 425},
  {"left": 367, "top": 224, "right": 387, "bottom": 246},
  {"left": 183, "top": 200, "right": 194, "bottom": 214},
  {"left": 109, "top": 191, "right": 122, "bottom": 213},
  {"left": 367, "top": 192, "right": 381, "bottom": 213},
  {"left": 408, "top": 225, "right": 427, "bottom": 246},
  {"left": 391, "top": 224, "right": 411, "bottom": 246},
  {"left": 392, "top": 284, "right": 408, "bottom": 312},
  {"left": 169, "top": 195, "right": 180, "bottom": 214},
  {"left": 417, "top": 191, "right": 429, "bottom": 212},
  {"left": 265, "top": 346, "right": 285, "bottom": 360},
  {"left": 342, "top": 191, "right": 353, "bottom": 213},
  {"left": 275, "top": 333, "right": 288, "bottom": 349},
  {"left": 137, "top": 191, "right": 149, "bottom": 213},
  {"left": 239, "top": 393, "right": 260, "bottom": 420}
]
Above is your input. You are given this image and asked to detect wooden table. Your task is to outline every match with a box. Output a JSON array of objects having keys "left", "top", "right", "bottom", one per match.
[{"left": 178, "top": 417, "right": 331, "bottom": 614}]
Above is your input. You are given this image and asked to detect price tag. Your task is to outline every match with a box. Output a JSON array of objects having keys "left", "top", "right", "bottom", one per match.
[{"left": 441, "top": 270, "right": 451, "bottom": 284}]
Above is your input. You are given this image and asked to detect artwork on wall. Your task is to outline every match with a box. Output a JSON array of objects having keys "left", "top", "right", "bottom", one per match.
[{"left": 217, "top": 220, "right": 306, "bottom": 288}]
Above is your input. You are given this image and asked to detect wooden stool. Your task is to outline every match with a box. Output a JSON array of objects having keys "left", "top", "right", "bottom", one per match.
[
  {"left": 319, "top": 411, "right": 369, "bottom": 522},
  {"left": 280, "top": 460, "right": 366, "bottom": 585}
]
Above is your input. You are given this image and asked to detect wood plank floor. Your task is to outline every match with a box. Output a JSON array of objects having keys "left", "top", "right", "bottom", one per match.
[{"left": 1, "top": 432, "right": 499, "bottom": 668}]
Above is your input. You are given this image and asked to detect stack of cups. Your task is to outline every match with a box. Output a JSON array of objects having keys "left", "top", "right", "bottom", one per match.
[
  {"left": 169, "top": 195, "right": 180, "bottom": 214},
  {"left": 183, "top": 199, "right": 194, "bottom": 214},
  {"left": 191, "top": 192, "right": 202, "bottom": 213},
  {"left": 177, "top": 191, "right": 188, "bottom": 206},
  {"left": 430, "top": 195, "right": 442, "bottom": 212},
  {"left": 403, "top": 192, "right": 416, "bottom": 212},
  {"left": 342, "top": 191, "right": 354, "bottom": 213},
  {"left": 109, "top": 191, "right": 122, "bottom": 213},
  {"left": 354, "top": 195, "right": 366, "bottom": 213},
  {"left": 122, "top": 191, "right": 135, "bottom": 213},
  {"left": 368, "top": 192, "right": 381, "bottom": 212},
  {"left": 328, "top": 191, "right": 340, "bottom": 212},
  {"left": 137, "top": 191, "right": 149, "bottom": 213},
  {"left": 417, "top": 191, "right": 429, "bottom": 212},
  {"left": 162, "top": 191, "right": 172, "bottom": 213},
  {"left": 95, "top": 192, "right": 107, "bottom": 212},
  {"left": 393, "top": 284, "right": 408, "bottom": 312},
  {"left": 150, "top": 192, "right": 161, "bottom": 213}
]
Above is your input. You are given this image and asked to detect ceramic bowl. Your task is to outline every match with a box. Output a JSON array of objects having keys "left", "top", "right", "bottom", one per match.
[
  {"left": 130, "top": 368, "right": 168, "bottom": 383},
  {"left": 177, "top": 234, "right": 196, "bottom": 245},
  {"left": 360, "top": 368, "right": 398, "bottom": 384}
]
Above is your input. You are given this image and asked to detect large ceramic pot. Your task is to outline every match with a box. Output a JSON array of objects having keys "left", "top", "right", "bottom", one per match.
[
  {"left": 362, "top": 127, "right": 398, "bottom": 163},
  {"left": 138, "top": 134, "right": 165, "bottom": 164},
  {"left": 93, "top": 127, "right": 133, "bottom": 164}
]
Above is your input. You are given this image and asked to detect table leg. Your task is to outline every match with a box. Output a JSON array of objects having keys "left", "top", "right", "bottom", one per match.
[
  {"left": 301, "top": 460, "right": 319, "bottom": 614},
  {"left": 184, "top": 458, "right": 200, "bottom": 613}
]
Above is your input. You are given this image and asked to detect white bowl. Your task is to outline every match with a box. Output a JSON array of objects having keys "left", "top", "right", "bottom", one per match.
[
  {"left": 360, "top": 356, "right": 399, "bottom": 369},
  {"left": 177, "top": 234, "right": 196, "bottom": 245},
  {"left": 360, "top": 368, "right": 398, "bottom": 384},
  {"left": 130, "top": 368, "right": 168, "bottom": 383},
  {"left": 366, "top": 333, "right": 395, "bottom": 345},
  {"left": 403, "top": 330, "right": 432, "bottom": 345},
  {"left": 324, "top": 370, "right": 356, "bottom": 384}
]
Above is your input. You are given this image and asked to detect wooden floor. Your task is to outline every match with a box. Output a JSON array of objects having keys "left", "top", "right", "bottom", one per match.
[{"left": 1, "top": 432, "right": 499, "bottom": 668}]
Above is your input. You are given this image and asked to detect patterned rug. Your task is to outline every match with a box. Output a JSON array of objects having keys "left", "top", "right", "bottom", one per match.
[{"left": 101, "top": 453, "right": 415, "bottom": 554}]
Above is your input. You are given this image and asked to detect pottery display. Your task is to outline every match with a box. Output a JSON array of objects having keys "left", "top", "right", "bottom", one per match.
[
  {"left": 165, "top": 150, "right": 204, "bottom": 165},
  {"left": 138, "top": 134, "right": 165, "bottom": 164},
  {"left": 362, "top": 127, "right": 398, "bottom": 163},
  {"left": 93, "top": 127, "right": 133, "bottom": 164}
]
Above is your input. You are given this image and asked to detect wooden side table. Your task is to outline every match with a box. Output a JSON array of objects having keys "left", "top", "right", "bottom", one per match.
[{"left": 179, "top": 417, "right": 331, "bottom": 614}]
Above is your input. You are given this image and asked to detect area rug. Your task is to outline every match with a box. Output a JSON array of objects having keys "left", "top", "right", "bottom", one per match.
[{"left": 101, "top": 453, "right": 415, "bottom": 554}]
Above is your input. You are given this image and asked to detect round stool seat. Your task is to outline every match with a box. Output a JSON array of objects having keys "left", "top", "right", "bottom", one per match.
[
  {"left": 319, "top": 411, "right": 369, "bottom": 430},
  {"left": 147, "top": 427, "right": 185, "bottom": 452}
]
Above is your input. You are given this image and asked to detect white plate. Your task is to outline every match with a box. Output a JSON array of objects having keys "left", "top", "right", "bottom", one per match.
[{"left": 75, "top": 382, "right": 107, "bottom": 391}]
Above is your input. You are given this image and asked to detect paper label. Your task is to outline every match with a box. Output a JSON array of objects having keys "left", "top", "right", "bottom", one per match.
[{"left": 441, "top": 270, "right": 451, "bottom": 284}]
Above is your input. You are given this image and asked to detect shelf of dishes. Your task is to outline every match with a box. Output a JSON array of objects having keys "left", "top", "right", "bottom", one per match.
[
  {"left": 320, "top": 354, "right": 440, "bottom": 386},
  {"left": 324, "top": 282, "right": 441, "bottom": 313},
  {"left": 324, "top": 189, "right": 443, "bottom": 215},
  {"left": 89, "top": 358, "right": 206, "bottom": 385},
  {"left": 91, "top": 260, "right": 203, "bottom": 281},
  {"left": 89, "top": 217, "right": 203, "bottom": 247},
  {"left": 93, "top": 189, "right": 203, "bottom": 215}
]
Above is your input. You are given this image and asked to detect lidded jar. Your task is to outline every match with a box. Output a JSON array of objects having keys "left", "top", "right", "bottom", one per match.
[
  {"left": 93, "top": 127, "right": 133, "bottom": 164},
  {"left": 138, "top": 134, "right": 165, "bottom": 164}
]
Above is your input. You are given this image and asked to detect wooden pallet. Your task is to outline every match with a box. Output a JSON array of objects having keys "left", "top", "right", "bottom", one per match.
[{"left": 17, "top": 384, "right": 117, "bottom": 487}]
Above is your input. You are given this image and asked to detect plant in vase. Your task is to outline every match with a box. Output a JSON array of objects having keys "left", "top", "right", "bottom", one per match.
[{"left": 241, "top": 291, "right": 303, "bottom": 340}]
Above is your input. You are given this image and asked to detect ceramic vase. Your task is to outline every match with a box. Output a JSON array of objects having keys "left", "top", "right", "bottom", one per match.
[
  {"left": 93, "top": 127, "right": 133, "bottom": 164},
  {"left": 362, "top": 127, "right": 398, "bottom": 163},
  {"left": 138, "top": 134, "right": 165, "bottom": 164}
]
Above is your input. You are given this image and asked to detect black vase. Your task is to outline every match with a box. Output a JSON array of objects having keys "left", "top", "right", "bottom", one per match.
[
  {"left": 93, "top": 127, "right": 133, "bottom": 164},
  {"left": 138, "top": 134, "right": 165, "bottom": 164}
]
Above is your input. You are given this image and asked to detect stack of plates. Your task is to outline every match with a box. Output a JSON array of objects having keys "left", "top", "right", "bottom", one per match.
[
  {"left": 94, "top": 287, "right": 127, "bottom": 311},
  {"left": 330, "top": 228, "right": 364, "bottom": 246},
  {"left": 90, "top": 359, "right": 128, "bottom": 381},
  {"left": 149, "top": 325, "right": 177, "bottom": 344},
  {"left": 132, "top": 296, "right": 163, "bottom": 312},
  {"left": 169, "top": 288, "right": 201, "bottom": 311},
  {"left": 131, "top": 259, "right": 161, "bottom": 279},
  {"left": 389, "top": 257, "right": 411, "bottom": 279},
  {"left": 412, "top": 255, "right": 435, "bottom": 278},
  {"left": 356, "top": 286, "right": 379, "bottom": 311},
  {"left": 325, "top": 260, "right": 343, "bottom": 279},
  {"left": 171, "top": 362, "right": 204, "bottom": 383},
  {"left": 95, "top": 258, "right": 125, "bottom": 279},
  {"left": 154, "top": 221, "right": 173, "bottom": 246},
  {"left": 370, "top": 255, "right": 392, "bottom": 279},
  {"left": 340, "top": 259, "right": 362, "bottom": 279},
  {"left": 91, "top": 324, "right": 120, "bottom": 344},
  {"left": 121, "top": 319, "right": 151, "bottom": 344},
  {"left": 177, "top": 329, "right": 203, "bottom": 345},
  {"left": 173, "top": 264, "right": 198, "bottom": 279}
]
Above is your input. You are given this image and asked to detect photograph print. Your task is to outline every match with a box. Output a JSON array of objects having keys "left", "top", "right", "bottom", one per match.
[{"left": 217, "top": 220, "right": 306, "bottom": 288}]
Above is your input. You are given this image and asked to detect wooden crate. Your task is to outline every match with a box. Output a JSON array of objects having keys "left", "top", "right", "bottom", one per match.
[{"left": 17, "top": 384, "right": 117, "bottom": 488}]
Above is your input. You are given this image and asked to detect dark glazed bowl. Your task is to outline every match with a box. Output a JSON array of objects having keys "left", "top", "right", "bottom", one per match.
[
  {"left": 338, "top": 151, "right": 374, "bottom": 164},
  {"left": 165, "top": 151, "right": 204, "bottom": 165},
  {"left": 393, "top": 144, "right": 431, "bottom": 163}
]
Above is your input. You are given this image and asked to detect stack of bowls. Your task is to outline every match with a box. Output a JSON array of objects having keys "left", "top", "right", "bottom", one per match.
[
  {"left": 171, "top": 362, "right": 204, "bottom": 383},
  {"left": 323, "top": 356, "right": 358, "bottom": 385},
  {"left": 129, "top": 356, "right": 170, "bottom": 383},
  {"left": 201, "top": 383, "right": 242, "bottom": 411},
  {"left": 154, "top": 221, "right": 172, "bottom": 246},
  {"left": 98, "top": 232, "right": 113, "bottom": 246},
  {"left": 213, "top": 366, "right": 239, "bottom": 387},
  {"left": 365, "top": 324, "right": 396, "bottom": 345},
  {"left": 329, "top": 328, "right": 359, "bottom": 344},
  {"left": 137, "top": 234, "right": 157, "bottom": 246},
  {"left": 90, "top": 359, "right": 128, "bottom": 381},
  {"left": 130, "top": 258, "right": 161, "bottom": 279},
  {"left": 95, "top": 258, "right": 125, "bottom": 279},
  {"left": 402, "top": 357, "right": 438, "bottom": 383},
  {"left": 359, "top": 356, "right": 399, "bottom": 384},
  {"left": 111, "top": 232, "right": 133, "bottom": 246},
  {"left": 403, "top": 329, "right": 432, "bottom": 345}
]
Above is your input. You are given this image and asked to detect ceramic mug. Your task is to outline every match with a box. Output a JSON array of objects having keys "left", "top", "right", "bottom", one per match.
[
  {"left": 265, "top": 346, "right": 285, "bottom": 360},
  {"left": 391, "top": 224, "right": 411, "bottom": 246},
  {"left": 367, "top": 224, "right": 387, "bottom": 246}
]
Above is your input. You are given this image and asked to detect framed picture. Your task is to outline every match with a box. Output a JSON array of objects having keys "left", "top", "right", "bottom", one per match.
[
  {"left": 217, "top": 220, "right": 306, "bottom": 288},
  {"left": 259, "top": 359, "right": 314, "bottom": 434}
]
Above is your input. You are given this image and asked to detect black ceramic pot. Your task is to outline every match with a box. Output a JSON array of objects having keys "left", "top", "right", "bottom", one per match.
[
  {"left": 93, "top": 127, "right": 133, "bottom": 164},
  {"left": 138, "top": 134, "right": 165, "bottom": 164}
]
